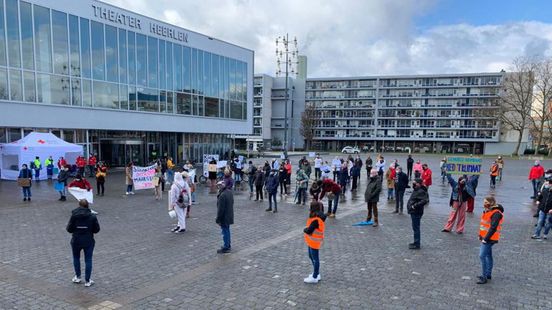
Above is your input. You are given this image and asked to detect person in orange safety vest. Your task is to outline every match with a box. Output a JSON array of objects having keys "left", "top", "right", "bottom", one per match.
[
  {"left": 477, "top": 196, "right": 504, "bottom": 284},
  {"left": 303, "top": 201, "right": 326, "bottom": 284}
]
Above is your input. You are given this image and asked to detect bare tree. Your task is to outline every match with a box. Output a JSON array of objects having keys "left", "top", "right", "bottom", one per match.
[
  {"left": 530, "top": 58, "right": 552, "bottom": 155},
  {"left": 499, "top": 57, "right": 536, "bottom": 155},
  {"left": 300, "top": 103, "right": 318, "bottom": 150}
]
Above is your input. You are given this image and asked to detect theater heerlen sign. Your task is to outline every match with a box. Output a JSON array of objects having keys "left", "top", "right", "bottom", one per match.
[{"left": 92, "top": 4, "right": 189, "bottom": 43}]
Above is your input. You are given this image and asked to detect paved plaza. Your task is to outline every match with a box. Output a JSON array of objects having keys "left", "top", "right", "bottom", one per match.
[{"left": 0, "top": 154, "right": 551, "bottom": 309}]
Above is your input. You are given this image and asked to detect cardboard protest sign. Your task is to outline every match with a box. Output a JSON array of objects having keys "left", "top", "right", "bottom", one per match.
[
  {"left": 132, "top": 164, "right": 157, "bottom": 190},
  {"left": 68, "top": 187, "right": 94, "bottom": 204},
  {"left": 444, "top": 157, "right": 482, "bottom": 175}
]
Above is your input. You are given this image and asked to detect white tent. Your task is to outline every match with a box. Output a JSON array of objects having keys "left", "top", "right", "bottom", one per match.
[{"left": 0, "top": 132, "right": 83, "bottom": 181}]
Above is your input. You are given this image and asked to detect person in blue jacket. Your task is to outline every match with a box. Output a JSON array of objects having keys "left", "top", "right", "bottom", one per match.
[
  {"left": 18, "top": 164, "right": 33, "bottom": 201},
  {"left": 265, "top": 170, "right": 279, "bottom": 213}
]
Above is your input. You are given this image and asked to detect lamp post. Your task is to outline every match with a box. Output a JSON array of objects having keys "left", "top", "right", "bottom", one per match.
[{"left": 276, "top": 34, "right": 298, "bottom": 158}]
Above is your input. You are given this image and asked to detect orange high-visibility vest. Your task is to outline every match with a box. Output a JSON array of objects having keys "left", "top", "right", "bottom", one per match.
[
  {"left": 304, "top": 217, "right": 325, "bottom": 249},
  {"left": 490, "top": 164, "right": 499, "bottom": 177},
  {"left": 479, "top": 209, "right": 503, "bottom": 241}
]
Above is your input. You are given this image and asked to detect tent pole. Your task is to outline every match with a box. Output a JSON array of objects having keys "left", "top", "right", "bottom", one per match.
[{"left": 86, "top": 130, "right": 89, "bottom": 160}]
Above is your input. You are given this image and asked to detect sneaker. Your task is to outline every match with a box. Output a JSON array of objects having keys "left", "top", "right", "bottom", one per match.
[
  {"left": 265, "top": 208, "right": 272, "bottom": 212},
  {"left": 309, "top": 274, "right": 322, "bottom": 281},
  {"left": 393, "top": 210, "right": 399, "bottom": 214},
  {"left": 476, "top": 276, "right": 487, "bottom": 284},
  {"left": 408, "top": 243, "right": 420, "bottom": 250},
  {"left": 217, "top": 248, "right": 231, "bottom": 254},
  {"left": 441, "top": 229, "right": 451, "bottom": 233},
  {"left": 125, "top": 192, "right": 129, "bottom": 195},
  {"left": 130, "top": 192, "right": 135, "bottom": 195},
  {"left": 329, "top": 214, "right": 335, "bottom": 218},
  {"left": 72, "top": 276, "right": 82, "bottom": 284},
  {"left": 23, "top": 198, "right": 27, "bottom": 201},
  {"left": 543, "top": 235, "right": 548, "bottom": 240},
  {"left": 303, "top": 275, "right": 319, "bottom": 284},
  {"left": 531, "top": 235, "right": 541, "bottom": 240},
  {"left": 28, "top": 198, "right": 31, "bottom": 201},
  {"left": 171, "top": 226, "right": 180, "bottom": 232},
  {"left": 84, "top": 280, "right": 94, "bottom": 287},
  {"left": 174, "top": 229, "right": 186, "bottom": 233},
  {"left": 487, "top": 275, "right": 492, "bottom": 280},
  {"left": 273, "top": 209, "right": 278, "bottom": 213},
  {"left": 91, "top": 210, "right": 98, "bottom": 215},
  {"left": 372, "top": 222, "right": 379, "bottom": 227}
]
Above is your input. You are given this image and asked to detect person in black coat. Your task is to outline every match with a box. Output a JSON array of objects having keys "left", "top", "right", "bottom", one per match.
[
  {"left": 66, "top": 200, "right": 100, "bottom": 286},
  {"left": 254, "top": 167, "right": 265, "bottom": 201},
  {"left": 265, "top": 170, "right": 279, "bottom": 212},
  {"left": 57, "top": 165, "right": 70, "bottom": 201},
  {"left": 407, "top": 155, "right": 414, "bottom": 180},
  {"left": 406, "top": 179, "right": 429, "bottom": 249},
  {"left": 394, "top": 166, "right": 409, "bottom": 214},
  {"left": 216, "top": 181, "right": 234, "bottom": 253}
]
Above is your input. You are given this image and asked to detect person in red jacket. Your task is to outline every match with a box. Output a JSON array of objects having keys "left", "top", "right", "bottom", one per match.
[
  {"left": 68, "top": 174, "right": 92, "bottom": 191},
  {"left": 529, "top": 160, "right": 545, "bottom": 199},
  {"left": 88, "top": 155, "right": 97, "bottom": 177},
  {"left": 422, "top": 164, "right": 432, "bottom": 188},
  {"left": 318, "top": 179, "right": 342, "bottom": 218},
  {"left": 76, "top": 156, "right": 86, "bottom": 176},
  {"left": 57, "top": 156, "right": 67, "bottom": 170}
]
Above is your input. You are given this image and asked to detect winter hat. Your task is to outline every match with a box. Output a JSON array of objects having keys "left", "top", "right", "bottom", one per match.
[
  {"left": 535, "top": 160, "right": 540, "bottom": 166},
  {"left": 370, "top": 169, "right": 378, "bottom": 177}
]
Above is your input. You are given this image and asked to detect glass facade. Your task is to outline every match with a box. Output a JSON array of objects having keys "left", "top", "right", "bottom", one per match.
[{"left": 0, "top": 0, "right": 249, "bottom": 120}]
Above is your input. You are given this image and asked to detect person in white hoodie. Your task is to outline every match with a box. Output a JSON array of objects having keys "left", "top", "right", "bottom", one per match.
[{"left": 168, "top": 172, "right": 192, "bottom": 233}]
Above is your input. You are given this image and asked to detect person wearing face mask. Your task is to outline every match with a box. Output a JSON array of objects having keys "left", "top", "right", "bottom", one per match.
[
  {"left": 364, "top": 169, "right": 382, "bottom": 226},
  {"left": 265, "top": 169, "right": 279, "bottom": 213},
  {"left": 413, "top": 160, "right": 423, "bottom": 179},
  {"left": 528, "top": 160, "right": 545, "bottom": 199},
  {"left": 375, "top": 157, "right": 386, "bottom": 180},
  {"left": 531, "top": 179, "right": 552, "bottom": 240},
  {"left": 476, "top": 196, "right": 504, "bottom": 284},
  {"left": 57, "top": 165, "right": 70, "bottom": 201},
  {"left": 442, "top": 173, "right": 479, "bottom": 234},
  {"left": 406, "top": 178, "right": 429, "bottom": 249}
]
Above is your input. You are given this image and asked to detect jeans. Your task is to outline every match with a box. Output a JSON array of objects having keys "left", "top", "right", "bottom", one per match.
[
  {"left": 297, "top": 188, "right": 307, "bottom": 204},
  {"left": 97, "top": 181, "right": 104, "bottom": 195},
  {"left": 126, "top": 184, "right": 133, "bottom": 193},
  {"left": 532, "top": 179, "right": 541, "bottom": 197},
  {"left": 167, "top": 170, "right": 175, "bottom": 183},
  {"left": 411, "top": 213, "right": 422, "bottom": 246},
  {"left": 234, "top": 171, "right": 242, "bottom": 183},
  {"left": 72, "top": 242, "right": 94, "bottom": 282},
  {"left": 279, "top": 181, "right": 287, "bottom": 195},
  {"left": 308, "top": 247, "right": 320, "bottom": 278},
  {"left": 58, "top": 185, "right": 66, "bottom": 197},
  {"left": 34, "top": 169, "right": 40, "bottom": 180},
  {"left": 22, "top": 186, "right": 31, "bottom": 198},
  {"left": 387, "top": 188, "right": 394, "bottom": 199},
  {"left": 268, "top": 193, "right": 277, "bottom": 210},
  {"left": 248, "top": 178, "right": 254, "bottom": 192},
  {"left": 534, "top": 210, "right": 552, "bottom": 237},
  {"left": 395, "top": 189, "right": 405, "bottom": 212},
  {"left": 220, "top": 225, "right": 231, "bottom": 249},
  {"left": 407, "top": 167, "right": 412, "bottom": 179},
  {"left": 490, "top": 176, "right": 496, "bottom": 188},
  {"left": 328, "top": 191, "right": 340, "bottom": 214},
  {"left": 479, "top": 242, "right": 494, "bottom": 278},
  {"left": 315, "top": 168, "right": 321, "bottom": 179}
]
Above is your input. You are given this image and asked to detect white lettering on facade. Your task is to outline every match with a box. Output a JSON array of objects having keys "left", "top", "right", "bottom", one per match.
[{"left": 150, "top": 22, "right": 189, "bottom": 43}]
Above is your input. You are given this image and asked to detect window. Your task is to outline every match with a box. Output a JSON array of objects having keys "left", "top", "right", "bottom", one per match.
[
  {"left": 20, "top": 1, "right": 34, "bottom": 70},
  {"left": 79, "top": 18, "right": 91, "bottom": 78},
  {"left": 127, "top": 31, "right": 136, "bottom": 84},
  {"left": 91, "top": 21, "right": 105, "bottom": 80},
  {"left": 6, "top": 0, "right": 20, "bottom": 68},
  {"left": 166, "top": 91, "right": 174, "bottom": 113},
  {"left": 119, "top": 84, "right": 128, "bottom": 109},
  {"left": 93, "top": 81, "right": 118, "bottom": 109},
  {"left": 0, "top": 0, "right": 6, "bottom": 66},
  {"left": 205, "top": 97, "right": 219, "bottom": 117},
  {"left": 183, "top": 47, "right": 191, "bottom": 92},
  {"left": 176, "top": 92, "right": 191, "bottom": 114},
  {"left": 191, "top": 48, "right": 197, "bottom": 94},
  {"left": 166, "top": 42, "right": 172, "bottom": 92},
  {"left": 128, "top": 86, "right": 136, "bottom": 110},
  {"left": 105, "top": 25, "right": 118, "bottom": 82},
  {"left": 197, "top": 50, "right": 203, "bottom": 95},
  {"left": 118, "top": 29, "right": 127, "bottom": 83},
  {"left": 136, "top": 34, "right": 147, "bottom": 86},
  {"left": 0, "top": 69, "right": 8, "bottom": 99},
  {"left": 147, "top": 37, "right": 158, "bottom": 88},
  {"left": 23, "top": 71, "right": 35, "bottom": 102},
  {"left": 173, "top": 44, "right": 182, "bottom": 91},
  {"left": 36, "top": 73, "right": 70, "bottom": 105},
  {"left": 71, "top": 78, "right": 81, "bottom": 106},
  {"left": 158, "top": 40, "right": 165, "bottom": 90},
  {"left": 230, "top": 101, "right": 242, "bottom": 119},
  {"left": 9, "top": 70, "right": 22, "bottom": 101},
  {"left": 82, "top": 79, "right": 92, "bottom": 107},
  {"left": 69, "top": 15, "right": 80, "bottom": 76},
  {"left": 52, "top": 10, "right": 69, "bottom": 75},
  {"left": 136, "top": 88, "right": 159, "bottom": 112},
  {"left": 160, "top": 90, "right": 167, "bottom": 113},
  {"left": 203, "top": 52, "right": 210, "bottom": 97},
  {"left": 211, "top": 54, "right": 219, "bottom": 98}
]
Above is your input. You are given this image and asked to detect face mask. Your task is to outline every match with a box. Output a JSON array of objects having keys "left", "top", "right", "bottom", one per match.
[{"left": 545, "top": 184, "right": 551, "bottom": 189}]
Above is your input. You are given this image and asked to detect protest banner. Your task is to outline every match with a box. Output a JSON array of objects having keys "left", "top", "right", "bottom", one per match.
[
  {"left": 202, "top": 154, "right": 219, "bottom": 177},
  {"left": 217, "top": 160, "right": 228, "bottom": 169},
  {"left": 68, "top": 187, "right": 94, "bottom": 204},
  {"left": 444, "top": 157, "right": 482, "bottom": 175},
  {"left": 132, "top": 164, "right": 157, "bottom": 190},
  {"left": 309, "top": 152, "right": 316, "bottom": 158}
]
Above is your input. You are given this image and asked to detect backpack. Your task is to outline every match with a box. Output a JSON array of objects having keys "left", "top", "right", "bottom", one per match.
[{"left": 176, "top": 184, "right": 190, "bottom": 207}]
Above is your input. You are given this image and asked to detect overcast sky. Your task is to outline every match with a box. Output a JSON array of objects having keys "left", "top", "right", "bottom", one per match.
[{"left": 105, "top": 0, "right": 552, "bottom": 78}]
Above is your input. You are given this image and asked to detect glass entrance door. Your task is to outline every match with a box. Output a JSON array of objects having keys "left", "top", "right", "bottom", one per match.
[{"left": 100, "top": 140, "right": 144, "bottom": 167}]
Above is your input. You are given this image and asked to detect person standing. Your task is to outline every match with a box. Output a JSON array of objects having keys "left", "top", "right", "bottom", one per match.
[
  {"left": 87, "top": 154, "right": 97, "bottom": 177},
  {"left": 406, "top": 178, "right": 429, "bottom": 249},
  {"left": 216, "top": 180, "right": 234, "bottom": 254},
  {"left": 168, "top": 172, "right": 191, "bottom": 233},
  {"left": 529, "top": 160, "right": 545, "bottom": 199},
  {"left": 302, "top": 160, "right": 312, "bottom": 180},
  {"left": 33, "top": 156, "right": 42, "bottom": 182},
  {"left": 532, "top": 180, "right": 552, "bottom": 240},
  {"left": 421, "top": 164, "right": 432, "bottom": 190},
  {"left": 496, "top": 156, "right": 504, "bottom": 181},
  {"left": 466, "top": 174, "right": 479, "bottom": 213},
  {"left": 375, "top": 157, "right": 386, "bottom": 179},
  {"left": 314, "top": 155, "right": 322, "bottom": 180},
  {"left": 351, "top": 163, "right": 361, "bottom": 191},
  {"left": 57, "top": 165, "right": 70, "bottom": 201},
  {"left": 442, "top": 174, "right": 478, "bottom": 234},
  {"left": 76, "top": 156, "right": 86, "bottom": 176},
  {"left": 45, "top": 156, "right": 54, "bottom": 181},
  {"left": 320, "top": 161, "right": 331, "bottom": 180},
  {"left": 365, "top": 156, "right": 373, "bottom": 179},
  {"left": 489, "top": 161, "right": 499, "bottom": 189},
  {"left": 153, "top": 165, "right": 163, "bottom": 200},
  {"left": 394, "top": 166, "right": 409, "bottom": 214},
  {"left": 254, "top": 166, "right": 265, "bottom": 201},
  {"left": 284, "top": 160, "right": 292, "bottom": 194},
  {"left": 365, "top": 169, "right": 382, "bottom": 227},
  {"left": 477, "top": 197, "right": 504, "bottom": 284},
  {"left": 296, "top": 168, "right": 309, "bottom": 205},
  {"left": 278, "top": 166, "right": 288, "bottom": 196},
  {"left": 57, "top": 156, "right": 67, "bottom": 170},
  {"left": 266, "top": 170, "right": 279, "bottom": 213},
  {"left": 385, "top": 165, "right": 395, "bottom": 200},
  {"left": 66, "top": 199, "right": 100, "bottom": 287},
  {"left": 413, "top": 160, "right": 423, "bottom": 179},
  {"left": 95, "top": 165, "right": 107, "bottom": 196},
  {"left": 332, "top": 157, "right": 341, "bottom": 182},
  {"left": 439, "top": 158, "right": 447, "bottom": 182},
  {"left": 125, "top": 162, "right": 134, "bottom": 195},
  {"left": 318, "top": 178, "right": 341, "bottom": 217},
  {"left": 208, "top": 159, "right": 218, "bottom": 193},
  {"left": 406, "top": 155, "right": 414, "bottom": 180},
  {"left": 303, "top": 201, "right": 327, "bottom": 284},
  {"left": 338, "top": 164, "right": 349, "bottom": 194},
  {"left": 247, "top": 161, "right": 257, "bottom": 198},
  {"left": 18, "top": 164, "right": 33, "bottom": 201},
  {"left": 166, "top": 157, "right": 175, "bottom": 184}
]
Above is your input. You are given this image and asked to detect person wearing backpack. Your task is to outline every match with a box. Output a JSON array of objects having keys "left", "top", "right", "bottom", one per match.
[{"left": 168, "top": 172, "right": 191, "bottom": 233}]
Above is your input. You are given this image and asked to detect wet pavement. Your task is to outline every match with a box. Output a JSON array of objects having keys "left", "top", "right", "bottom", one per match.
[{"left": 0, "top": 154, "right": 551, "bottom": 309}]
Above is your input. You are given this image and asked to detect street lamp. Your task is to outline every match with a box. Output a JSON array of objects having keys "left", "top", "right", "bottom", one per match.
[{"left": 276, "top": 34, "right": 299, "bottom": 158}]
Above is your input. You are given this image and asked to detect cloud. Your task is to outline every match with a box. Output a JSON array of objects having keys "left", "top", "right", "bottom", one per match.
[{"left": 105, "top": 0, "right": 552, "bottom": 77}]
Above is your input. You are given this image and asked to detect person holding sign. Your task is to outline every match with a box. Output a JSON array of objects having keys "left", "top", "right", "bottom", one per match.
[
  {"left": 442, "top": 174, "right": 479, "bottom": 234},
  {"left": 18, "top": 164, "right": 33, "bottom": 201},
  {"left": 168, "top": 172, "right": 191, "bottom": 233}
]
